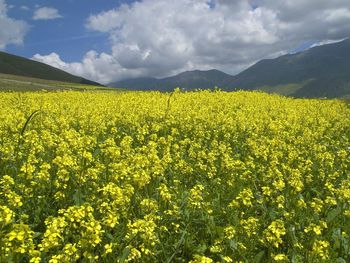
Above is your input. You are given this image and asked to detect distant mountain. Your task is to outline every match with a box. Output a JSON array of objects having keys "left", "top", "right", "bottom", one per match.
[
  {"left": 110, "top": 39, "right": 350, "bottom": 98},
  {"left": 112, "top": 77, "right": 160, "bottom": 91},
  {"left": 162, "top": 70, "right": 232, "bottom": 91},
  {"left": 227, "top": 38, "right": 350, "bottom": 98},
  {"left": 110, "top": 69, "right": 232, "bottom": 92},
  {"left": 0, "top": 51, "right": 101, "bottom": 86}
]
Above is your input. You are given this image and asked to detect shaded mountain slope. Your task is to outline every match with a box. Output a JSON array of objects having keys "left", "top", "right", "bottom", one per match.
[{"left": 0, "top": 51, "right": 101, "bottom": 86}]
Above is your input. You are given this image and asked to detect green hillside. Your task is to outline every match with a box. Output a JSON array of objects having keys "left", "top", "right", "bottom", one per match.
[
  {"left": 0, "top": 51, "right": 101, "bottom": 86},
  {"left": 227, "top": 39, "right": 350, "bottom": 98},
  {"left": 0, "top": 73, "right": 115, "bottom": 92}
]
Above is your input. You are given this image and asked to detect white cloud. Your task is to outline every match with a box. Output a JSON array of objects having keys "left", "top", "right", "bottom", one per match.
[
  {"left": 0, "top": 0, "right": 29, "bottom": 49},
  {"left": 20, "top": 5, "right": 30, "bottom": 11},
  {"left": 32, "top": 53, "right": 69, "bottom": 69},
  {"left": 324, "top": 8, "right": 350, "bottom": 23},
  {"left": 34, "top": 0, "right": 350, "bottom": 84},
  {"left": 33, "top": 7, "right": 62, "bottom": 20},
  {"left": 310, "top": 38, "right": 346, "bottom": 48},
  {"left": 32, "top": 52, "right": 137, "bottom": 84}
]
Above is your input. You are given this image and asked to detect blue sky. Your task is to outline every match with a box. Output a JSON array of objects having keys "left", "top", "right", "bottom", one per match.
[
  {"left": 1, "top": 0, "right": 349, "bottom": 84},
  {"left": 6, "top": 0, "right": 133, "bottom": 61}
]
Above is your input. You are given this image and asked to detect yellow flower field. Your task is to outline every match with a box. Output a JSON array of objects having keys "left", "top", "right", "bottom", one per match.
[{"left": 0, "top": 90, "right": 349, "bottom": 262}]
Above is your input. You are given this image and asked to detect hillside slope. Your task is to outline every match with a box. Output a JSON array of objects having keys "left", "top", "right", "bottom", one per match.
[
  {"left": 110, "top": 70, "right": 232, "bottom": 91},
  {"left": 0, "top": 51, "right": 101, "bottom": 86},
  {"left": 226, "top": 39, "right": 350, "bottom": 97},
  {"left": 110, "top": 39, "right": 350, "bottom": 98}
]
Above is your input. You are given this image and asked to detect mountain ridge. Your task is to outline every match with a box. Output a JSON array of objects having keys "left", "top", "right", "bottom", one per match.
[
  {"left": 110, "top": 69, "right": 232, "bottom": 92},
  {"left": 110, "top": 38, "right": 350, "bottom": 98}
]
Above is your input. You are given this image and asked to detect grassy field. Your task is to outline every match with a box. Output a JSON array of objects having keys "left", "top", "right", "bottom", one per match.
[
  {"left": 0, "top": 73, "right": 116, "bottom": 92},
  {"left": 342, "top": 96, "right": 350, "bottom": 104},
  {"left": 0, "top": 90, "right": 349, "bottom": 262},
  {"left": 258, "top": 83, "right": 304, "bottom": 96}
]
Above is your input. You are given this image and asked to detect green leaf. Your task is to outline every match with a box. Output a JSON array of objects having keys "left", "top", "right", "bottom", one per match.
[
  {"left": 335, "top": 258, "right": 347, "bottom": 263},
  {"left": 106, "top": 233, "right": 114, "bottom": 240},
  {"left": 326, "top": 206, "right": 342, "bottom": 223},
  {"left": 73, "top": 189, "right": 84, "bottom": 206},
  {"left": 33, "top": 232, "right": 42, "bottom": 239},
  {"left": 291, "top": 253, "right": 304, "bottom": 263},
  {"left": 253, "top": 250, "right": 265, "bottom": 263},
  {"left": 119, "top": 247, "right": 131, "bottom": 262},
  {"left": 229, "top": 240, "right": 237, "bottom": 251},
  {"left": 287, "top": 225, "right": 298, "bottom": 245}
]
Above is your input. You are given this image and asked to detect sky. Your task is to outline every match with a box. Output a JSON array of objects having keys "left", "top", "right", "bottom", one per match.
[{"left": 1, "top": 0, "right": 350, "bottom": 84}]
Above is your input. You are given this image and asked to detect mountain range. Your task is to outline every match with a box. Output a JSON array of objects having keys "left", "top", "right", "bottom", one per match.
[
  {"left": 1, "top": 39, "right": 350, "bottom": 97},
  {"left": 0, "top": 51, "right": 101, "bottom": 86},
  {"left": 111, "top": 70, "right": 232, "bottom": 91},
  {"left": 110, "top": 38, "right": 350, "bottom": 98}
]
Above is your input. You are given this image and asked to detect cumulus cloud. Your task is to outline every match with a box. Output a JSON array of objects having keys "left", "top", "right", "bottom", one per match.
[
  {"left": 32, "top": 51, "right": 139, "bottom": 84},
  {"left": 34, "top": 0, "right": 350, "bottom": 84},
  {"left": 33, "top": 7, "right": 62, "bottom": 20},
  {"left": 0, "top": 0, "right": 29, "bottom": 49}
]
